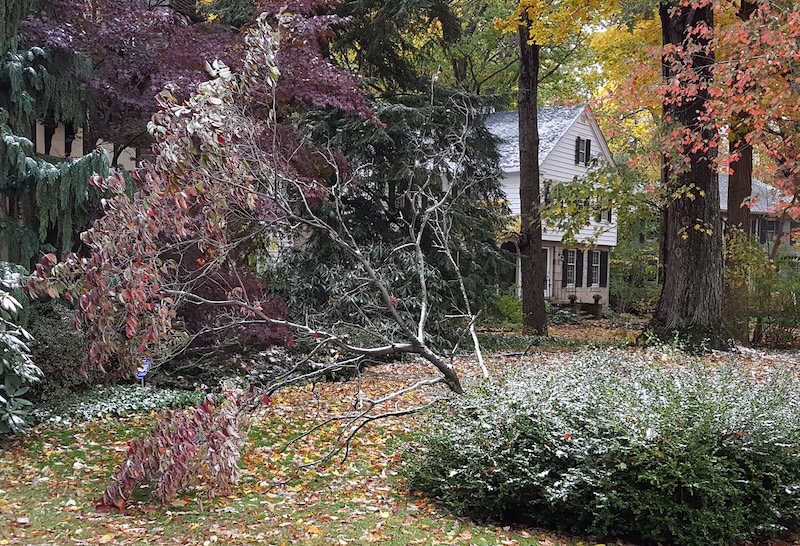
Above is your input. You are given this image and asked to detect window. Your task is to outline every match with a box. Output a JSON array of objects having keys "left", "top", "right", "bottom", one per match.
[
  {"left": 595, "top": 209, "right": 612, "bottom": 223},
  {"left": 575, "top": 137, "right": 592, "bottom": 166},
  {"left": 566, "top": 249, "right": 577, "bottom": 286},
  {"left": 591, "top": 250, "right": 601, "bottom": 286},
  {"left": 749, "top": 218, "right": 760, "bottom": 240},
  {"left": 765, "top": 220, "right": 777, "bottom": 245}
]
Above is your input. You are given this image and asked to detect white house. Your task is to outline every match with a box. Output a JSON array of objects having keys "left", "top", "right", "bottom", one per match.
[{"left": 485, "top": 105, "right": 617, "bottom": 305}]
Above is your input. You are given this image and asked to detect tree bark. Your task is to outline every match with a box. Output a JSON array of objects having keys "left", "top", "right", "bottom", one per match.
[
  {"left": 724, "top": 131, "right": 753, "bottom": 342},
  {"left": 727, "top": 135, "right": 752, "bottom": 231},
  {"left": 651, "top": 2, "right": 724, "bottom": 345},
  {"left": 518, "top": 19, "right": 547, "bottom": 335},
  {"left": 724, "top": 0, "right": 757, "bottom": 343}
]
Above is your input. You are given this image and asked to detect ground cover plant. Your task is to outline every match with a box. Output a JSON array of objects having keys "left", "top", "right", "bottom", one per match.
[
  {"left": 32, "top": 385, "right": 204, "bottom": 425},
  {"left": 408, "top": 349, "right": 800, "bottom": 546}
]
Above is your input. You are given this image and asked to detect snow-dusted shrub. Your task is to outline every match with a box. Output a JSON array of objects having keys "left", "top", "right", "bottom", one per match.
[{"left": 408, "top": 350, "right": 800, "bottom": 546}]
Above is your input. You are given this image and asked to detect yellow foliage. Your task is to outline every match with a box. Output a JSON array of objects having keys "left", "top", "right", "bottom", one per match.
[
  {"left": 496, "top": 0, "right": 612, "bottom": 46},
  {"left": 590, "top": 18, "right": 660, "bottom": 91}
]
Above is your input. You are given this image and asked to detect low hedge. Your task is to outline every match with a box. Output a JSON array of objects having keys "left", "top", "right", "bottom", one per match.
[{"left": 407, "top": 350, "right": 800, "bottom": 546}]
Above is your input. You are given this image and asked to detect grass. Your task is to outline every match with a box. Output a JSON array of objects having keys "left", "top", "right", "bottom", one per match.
[
  {"left": 4, "top": 323, "right": 790, "bottom": 546},
  {"left": 0, "top": 361, "right": 566, "bottom": 546}
]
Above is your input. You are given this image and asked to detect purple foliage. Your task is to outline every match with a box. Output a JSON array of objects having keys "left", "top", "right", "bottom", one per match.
[{"left": 22, "top": 0, "right": 372, "bottom": 154}]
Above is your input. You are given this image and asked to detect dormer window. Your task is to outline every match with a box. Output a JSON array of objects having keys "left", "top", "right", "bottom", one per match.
[{"left": 575, "top": 137, "right": 591, "bottom": 166}]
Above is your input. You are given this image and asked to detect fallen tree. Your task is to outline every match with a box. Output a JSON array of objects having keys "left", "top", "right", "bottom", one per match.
[{"left": 29, "top": 12, "right": 498, "bottom": 507}]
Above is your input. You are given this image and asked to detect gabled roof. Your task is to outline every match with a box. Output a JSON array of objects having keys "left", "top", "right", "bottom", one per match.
[
  {"left": 719, "top": 175, "right": 790, "bottom": 215},
  {"left": 484, "top": 105, "right": 585, "bottom": 171}
]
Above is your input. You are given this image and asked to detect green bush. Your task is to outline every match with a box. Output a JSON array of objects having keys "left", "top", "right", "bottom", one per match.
[
  {"left": 482, "top": 286, "right": 523, "bottom": 327},
  {"left": 407, "top": 350, "right": 800, "bottom": 546},
  {"left": 26, "top": 300, "right": 99, "bottom": 402},
  {"left": 546, "top": 302, "right": 583, "bottom": 325},
  {"left": 0, "top": 262, "right": 41, "bottom": 434}
]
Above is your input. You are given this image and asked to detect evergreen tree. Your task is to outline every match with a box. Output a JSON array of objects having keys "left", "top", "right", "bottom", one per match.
[
  {"left": 0, "top": 0, "right": 109, "bottom": 267},
  {"left": 279, "top": 0, "right": 512, "bottom": 335}
]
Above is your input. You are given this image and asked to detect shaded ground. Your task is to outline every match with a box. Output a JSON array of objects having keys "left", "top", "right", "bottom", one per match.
[{"left": 2, "top": 324, "right": 800, "bottom": 546}]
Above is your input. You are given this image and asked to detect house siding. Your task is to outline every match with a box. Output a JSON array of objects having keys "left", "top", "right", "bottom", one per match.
[
  {"left": 498, "top": 111, "right": 618, "bottom": 248},
  {"left": 548, "top": 244, "right": 612, "bottom": 305}
]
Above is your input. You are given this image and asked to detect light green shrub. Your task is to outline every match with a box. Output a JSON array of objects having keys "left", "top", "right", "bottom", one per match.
[{"left": 0, "top": 262, "right": 41, "bottom": 434}]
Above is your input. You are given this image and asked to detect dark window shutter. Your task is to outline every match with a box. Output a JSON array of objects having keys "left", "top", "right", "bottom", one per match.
[
  {"left": 600, "top": 251, "right": 609, "bottom": 287},
  {"left": 575, "top": 137, "right": 582, "bottom": 164},
  {"left": 760, "top": 218, "right": 768, "bottom": 244},
  {"left": 790, "top": 221, "right": 799, "bottom": 245},
  {"left": 595, "top": 211, "right": 601, "bottom": 223},
  {"left": 585, "top": 139, "right": 592, "bottom": 165},
  {"left": 575, "top": 250, "right": 584, "bottom": 288},
  {"left": 562, "top": 249, "right": 569, "bottom": 287},
  {"left": 606, "top": 208, "right": 612, "bottom": 222}
]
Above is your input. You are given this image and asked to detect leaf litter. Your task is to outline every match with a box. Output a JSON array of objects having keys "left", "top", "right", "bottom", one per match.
[{"left": 1, "top": 324, "right": 800, "bottom": 545}]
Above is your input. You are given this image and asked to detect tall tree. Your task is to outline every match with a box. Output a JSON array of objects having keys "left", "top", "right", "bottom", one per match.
[
  {"left": 517, "top": 15, "right": 547, "bottom": 334},
  {"left": 0, "top": 0, "right": 109, "bottom": 267},
  {"left": 502, "top": 1, "right": 602, "bottom": 333},
  {"left": 651, "top": 1, "right": 724, "bottom": 342},
  {"left": 723, "top": 0, "right": 757, "bottom": 342},
  {"left": 593, "top": 1, "right": 800, "bottom": 342}
]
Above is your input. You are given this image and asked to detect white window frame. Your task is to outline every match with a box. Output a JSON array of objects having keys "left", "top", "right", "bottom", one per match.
[
  {"left": 591, "top": 250, "right": 601, "bottom": 287},
  {"left": 566, "top": 249, "right": 577, "bottom": 287}
]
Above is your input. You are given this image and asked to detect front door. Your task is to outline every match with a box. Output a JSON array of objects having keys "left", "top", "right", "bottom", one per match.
[{"left": 515, "top": 245, "right": 552, "bottom": 299}]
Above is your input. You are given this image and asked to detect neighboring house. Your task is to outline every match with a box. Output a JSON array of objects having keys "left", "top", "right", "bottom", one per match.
[
  {"left": 485, "top": 105, "right": 617, "bottom": 306},
  {"left": 720, "top": 175, "right": 799, "bottom": 258}
]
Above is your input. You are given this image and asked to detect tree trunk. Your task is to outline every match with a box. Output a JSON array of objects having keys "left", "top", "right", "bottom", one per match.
[
  {"left": 724, "top": 132, "right": 753, "bottom": 342},
  {"left": 518, "top": 20, "right": 547, "bottom": 335},
  {"left": 651, "top": 2, "right": 724, "bottom": 346},
  {"left": 724, "top": 0, "right": 757, "bottom": 344},
  {"left": 727, "top": 136, "right": 752, "bottom": 231}
]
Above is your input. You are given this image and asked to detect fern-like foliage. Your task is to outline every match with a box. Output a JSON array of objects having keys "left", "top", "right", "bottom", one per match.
[{"left": 0, "top": 0, "right": 109, "bottom": 267}]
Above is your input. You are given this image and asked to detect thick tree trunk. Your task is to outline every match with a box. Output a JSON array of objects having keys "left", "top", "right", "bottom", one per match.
[
  {"left": 651, "top": 2, "right": 724, "bottom": 345},
  {"left": 727, "top": 137, "right": 752, "bottom": 230},
  {"left": 518, "top": 21, "right": 547, "bottom": 335}
]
